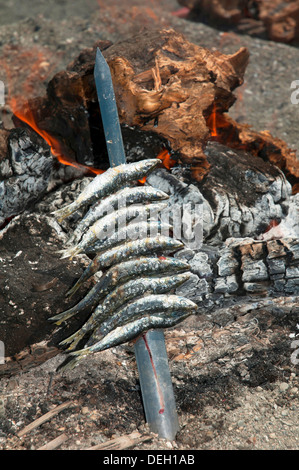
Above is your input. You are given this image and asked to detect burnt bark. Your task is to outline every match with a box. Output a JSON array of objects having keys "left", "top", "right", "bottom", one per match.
[
  {"left": 175, "top": 237, "right": 299, "bottom": 315},
  {"left": 147, "top": 142, "right": 293, "bottom": 244}
]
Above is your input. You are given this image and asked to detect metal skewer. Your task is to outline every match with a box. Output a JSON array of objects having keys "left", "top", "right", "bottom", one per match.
[{"left": 94, "top": 48, "right": 179, "bottom": 440}]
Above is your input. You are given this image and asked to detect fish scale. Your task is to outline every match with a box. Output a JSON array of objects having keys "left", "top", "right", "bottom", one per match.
[
  {"left": 59, "top": 202, "right": 168, "bottom": 259},
  {"left": 91, "top": 294, "right": 197, "bottom": 342},
  {"left": 66, "top": 235, "right": 184, "bottom": 298},
  {"left": 58, "top": 311, "right": 193, "bottom": 371},
  {"left": 85, "top": 310, "right": 194, "bottom": 353}
]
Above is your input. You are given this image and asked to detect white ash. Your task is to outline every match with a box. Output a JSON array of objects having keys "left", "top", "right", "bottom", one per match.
[
  {"left": 258, "top": 193, "right": 299, "bottom": 240},
  {"left": 0, "top": 129, "right": 53, "bottom": 226},
  {"left": 146, "top": 168, "right": 214, "bottom": 248},
  {"left": 146, "top": 165, "right": 292, "bottom": 246}
]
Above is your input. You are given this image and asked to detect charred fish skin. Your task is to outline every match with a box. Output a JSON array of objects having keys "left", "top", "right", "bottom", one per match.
[
  {"left": 59, "top": 311, "right": 193, "bottom": 370},
  {"left": 59, "top": 202, "right": 169, "bottom": 259},
  {"left": 95, "top": 273, "right": 191, "bottom": 320},
  {"left": 84, "top": 221, "right": 172, "bottom": 256},
  {"left": 70, "top": 185, "right": 169, "bottom": 245},
  {"left": 95, "top": 294, "right": 198, "bottom": 340},
  {"left": 61, "top": 272, "right": 191, "bottom": 349},
  {"left": 49, "top": 256, "right": 191, "bottom": 324},
  {"left": 66, "top": 236, "right": 184, "bottom": 298},
  {"left": 52, "top": 159, "right": 160, "bottom": 222},
  {"left": 72, "top": 310, "right": 194, "bottom": 358}
]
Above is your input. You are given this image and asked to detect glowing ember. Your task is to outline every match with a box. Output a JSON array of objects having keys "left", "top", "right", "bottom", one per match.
[
  {"left": 208, "top": 103, "right": 218, "bottom": 137},
  {"left": 264, "top": 219, "right": 279, "bottom": 233},
  {"left": 157, "top": 148, "right": 176, "bottom": 170}
]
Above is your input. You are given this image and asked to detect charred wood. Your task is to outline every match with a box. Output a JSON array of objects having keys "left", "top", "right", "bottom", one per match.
[
  {"left": 8, "top": 28, "right": 298, "bottom": 193},
  {"left": 175, "top": 236, "right": 299, "bottom": 321},
  {"left": 147, "top": 142, "right": 293, "bottom": 245}
]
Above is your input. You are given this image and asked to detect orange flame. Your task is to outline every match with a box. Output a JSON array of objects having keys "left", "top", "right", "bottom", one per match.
[
  {"left": 208, "top": 103, "right": 218, "bottom": 137},
  {"left": 138, "top": 149, "right": 175, "bottom": 184},
  {"left": 138, "top": 176, "right": 147, "bottom": 184},
  {"left": 206, "top": 103, "right": 237, "bottom": 143},
  {"left": 2, "top": 46, "right": 176, "bottom": 179},
  {"left": 1, "top": 45, "right": 103, "bottom": 176},
  {"left": 157, "top": 148, "right": 176, "bottom": 170},
  {"left": 11, "top": 99, "right": 104, "bottom": 175}
]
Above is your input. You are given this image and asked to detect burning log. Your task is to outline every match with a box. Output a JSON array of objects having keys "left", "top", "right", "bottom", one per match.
[
  {"left": 206, "top": 113, "right": 299, "bottom": 194},
  {"left": 12, "top": 29, "right": 249, "bottom": 180},
  {"left": 178, "top": 0, "right": 299, "bottom": 44},
  {"left": 8, "top": 28, "right": 298, "bottom": 194}
]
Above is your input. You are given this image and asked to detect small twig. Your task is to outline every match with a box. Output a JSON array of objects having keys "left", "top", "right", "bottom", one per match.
[
  {"left": 37, "top": 433, "right": 68, "bottom": 450},
  {"left": 87, "top": 431, "right": 151, "bottom": 450},
  {"left": 31, "top": 277, "right": 58, "bottom": 292},
  {"left": 17, "top": 401, "right": 73, "bottom": 438},
  {"left": 46, "top": 372, "right": 55, "bottom": 397}
]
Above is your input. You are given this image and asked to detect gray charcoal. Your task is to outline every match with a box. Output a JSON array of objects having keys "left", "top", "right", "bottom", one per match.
[{"left": 0, "top": 128, "right": 53, "bottom": 226}]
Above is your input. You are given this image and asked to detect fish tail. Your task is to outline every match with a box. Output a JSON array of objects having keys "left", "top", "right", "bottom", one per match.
[
  {"left": 57, "top": 246, "right": 80, "bottom": 260},
  {"left": 69, "top": 347, "right": 91, "bottom": 358},
  {"left": 67, "top": 233, "right": 81, "bottom": 246},
  {"left": 48, "top": 307, "right": 78, "bottom": 325},
  {"left": 66, "top": 259, "right": 99, "bottom": 297},
  {"left": 51, "top": 201, "right": 78, "bottom": 223},
  {"left": 59, "top": 329, "right": 84, "bottom": 349},
  {"left": 66, "top": 281, "right": 81, "bottom": 298},
  {"left": 57, "top": 355, "right": 85, "bottom": 372}
]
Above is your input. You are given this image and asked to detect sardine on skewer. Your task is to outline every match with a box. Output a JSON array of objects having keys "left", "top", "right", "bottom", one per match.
[
  {"left": 58, "top": 310, "right": 194, "bottom": 371},
  {"left": 61, "top": 273, "right": 191, "bottom": 350},
  {"left": 59, "top": 202, "right": 168, "bottom": 259},
  {"left": 66, "top": 236, "right": 184, "bottom": 298},
  {"left": 84, "top": 220, "right": 172, "bottom": 256},
  {"left": 90, "top": 294, "right": 197, "bottom": 342},
  {"left": 69, "top": 185, "right": 169, "bottom": 245},
  {"left": 52, "top": 159, "right": 160, "bottom": 222},
  {"left": 49, "top": 256, "right": 190, "bottom": 325}
]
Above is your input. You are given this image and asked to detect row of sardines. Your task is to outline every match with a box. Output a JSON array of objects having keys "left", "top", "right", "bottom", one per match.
[{"left": 50, "top": 159, "right": 198, "bottom": 369}]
